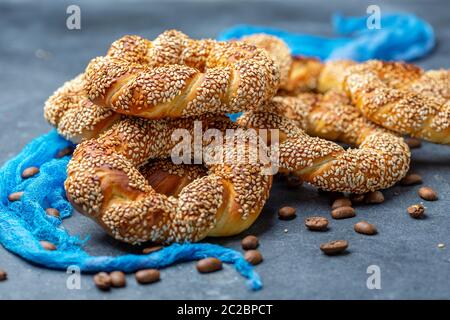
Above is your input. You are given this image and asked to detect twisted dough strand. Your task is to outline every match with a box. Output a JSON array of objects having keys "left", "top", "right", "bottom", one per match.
[
  {"left": 84, "top": 30, "right": 281, "bottom": 119},
  {"left": 237, "top": 94, "right": 410, "bottom": 193},
  {"left": 65, "top": 115, "right": 272, "bottom": 244},
  {"left": 44, "top": 74, "right": 121, "bottom": 143}
]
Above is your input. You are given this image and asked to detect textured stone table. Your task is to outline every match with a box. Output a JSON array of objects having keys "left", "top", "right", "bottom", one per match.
[{"left": 0, "top": 0, "right": 449, "bottom": 299}]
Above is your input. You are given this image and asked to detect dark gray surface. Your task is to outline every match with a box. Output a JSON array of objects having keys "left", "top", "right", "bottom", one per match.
[{"left": 0, "top": 0, "right": 449, "bottom": 300}]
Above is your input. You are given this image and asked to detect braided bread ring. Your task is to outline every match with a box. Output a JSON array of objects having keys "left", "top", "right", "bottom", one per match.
[
  {"left": 240, "top": 34, "right": 292, "bottom": 88},
  {"left": 237, "top": 95, "right": 410, "bottom": 193},
  {"left": 44, "top": 74, "right": 121, "bottom": 143},
  {"left": 343, "top": 61, "right": 450, "bottom": 144},
  {"left": 84, "top": 30, "right": 281, "bottom": 119},
  {"left": 65, "top": 116, "right": 272, "bottom": 244}
]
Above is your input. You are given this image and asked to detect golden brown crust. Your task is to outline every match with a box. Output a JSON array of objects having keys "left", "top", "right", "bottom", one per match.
[
  {"left": 84, "top": 30, "right": 281, "bottom": 119},
  {"left": 241, "top": 34, "right": 292, "bottom": 88},
  {"left": 237, "top": 94, "right": 410, "bottom": 193}
]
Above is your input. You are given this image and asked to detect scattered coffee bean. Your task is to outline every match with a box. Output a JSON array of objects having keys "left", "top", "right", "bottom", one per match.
[
  {"left": 350, "top": 193, "right": 365, "bottom": 204},
  {"left": 40, "top": 240, "right": 56, "bottom": 251},
  {"left": 21, "top": 166, "right": 39, "bottom": 179},
  {"left": 0, "top": 269, "right": 7, "bottom": 281},
  {"left": 135, "top": 269, "right": 160, "bottom": 284},
  {"left": 365, "top": 191, "right": 384, "bottom": 204},
  {"left": 407, "top": 204, "right": 425, "bottom": 219},
  {"left": 304, "top": 216, "right": 329, "bottom": 231},
  {"left": 405, "top": 137, "right": 421, "bottom": 149},
  {"left": 8, "top": 191, "right": 23, "bottom": 202},
  {"left": 320, "top": 240, "right": 349, "bottom": 255},
  {"left": 142, "top": 245, "right": 163, "bottom": 254},
  {"left": 110, "top": 271, "right": 126, "bottom": 288},
  {"left": 94, "top": 272, "right": 111, "bottom": 291},
  {"left": 55, "top": 146, "right": 73, "bottom": 158},
  {"left": 331, "top": 197, "right": 352, "bottom": 209},
  {"left": 331, "top": 206, "right": 356, "bottom": 219},
  {"left": 400, "top": 173, "right": 422, "bottom": 186},
  {"left": 244, "top": 250, "right": 263, "bottom": 265},
  {"left": 354, "top": 221, "right": 377, "bottom": 235},
  {"left": 45, "top": 208, "right": 60, "bottom": 218},
  {"left": 278, "top": 206, "right": 296, "bottom": 220},
  {"left": 418, "top": 187, "right": 438, "bottom": 201},
  {"left": 241, "top": 235, "right": 259, "bottom": 250},
  {"left": 196, "top": 257, "right": 222, "bottom": 273}
]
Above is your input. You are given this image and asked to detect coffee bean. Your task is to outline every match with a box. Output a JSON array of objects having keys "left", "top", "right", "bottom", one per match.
[
  {"left": 196, "top": 258, "right": 222, "bottom": 273},
  {"left": 244, "top": 250, "right": 263, "bottom": 265},
  {"left": 21, "top": 166, "right": 39, "bottom": 179},
  {"left": 110, "top": 271, "right": 126, "bottom": 288},
  {"left": 142, "top": 245, "right": 163, "bottom": 254},
  {"left": 135, "top": 269, "right": 160, "bottom": 284},
  {"left": 331, "top": 197, "right": 352, "bottom": 209},
  {"left": 8, "top": 191, "right": 23, "bottom": 202},
  {"left": 331, "top": 206, "right": 356, "bottom": 219},
  {"left": 405, "top": 137, "right": 421, "bottom": 149},
  {"left": 407, "top": 204, "right": 425, "bottom": 219},
  {"left": 350, "top": 193, "right": 365, "bottom": 204},
  {"left": 304, "top": 216, "right": 329, "bottom": 231},
  {"left": 365, "top": 191, "right": 384, "bottom": 204},
  {"left": 278, "top": 206, "right": 296, "bottom": 220},
  {"left": 94, "top": 272, "right": 111, "bottom": 291},
  {"left": 354, "top": 221, "right": 377, "bottom": 235},
  {"left": 55, "top": 146, "right": 73, "bottom": 158},
  {"left": 0, "top": 269, "right": 7, "bottom": 281},
  {"left": 320, "top": 240, "right": 349, "bottom": 255},
  {"left": 40, "top": 240, "right": 56, "bottom": 251},
  {"left": 241, "top": 235, "right": 259, "bottom": 250},
  {"left": 418, "top": 187, "right": 438, "bottom": 201},
  {"left": 45, "top": 208, "right": 60, "bottom": 218},
  {"left": 400, "top": 173, "right": 422, "bottom": 186}
]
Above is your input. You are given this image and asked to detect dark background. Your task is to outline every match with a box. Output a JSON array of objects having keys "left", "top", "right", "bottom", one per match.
[{"left": 0, "top": 0, "right": 449, "bottom": 299}]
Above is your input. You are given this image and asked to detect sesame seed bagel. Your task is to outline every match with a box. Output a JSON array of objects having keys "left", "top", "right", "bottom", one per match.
[
  {"left": 83, "top": 30, "right": 281, "bottom": 119},
  {"left": 237, "top": 94, "right": 410, "bottom": 193},
  {"left": 65, "top": 115, "right": 272, "bottom": 244},
  {"left": 44, "top": 74, "right": 121, "bottom": 143}
]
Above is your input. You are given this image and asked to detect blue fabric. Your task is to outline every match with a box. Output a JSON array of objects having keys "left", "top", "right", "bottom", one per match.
[
  {"left": 223, "top": 13, "right": 435, "bottom": 122},
  {"left": 0, "top": 130, "right": 262, "bottom": 290}
]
